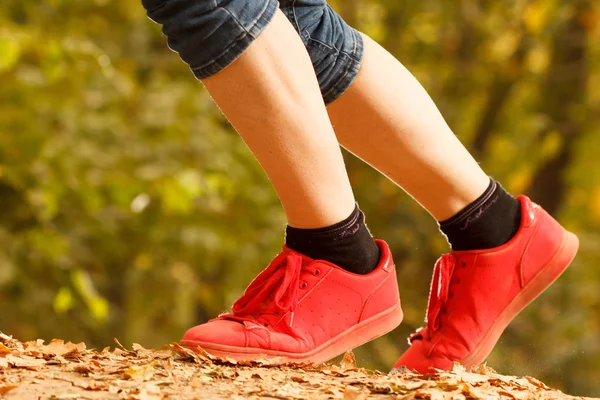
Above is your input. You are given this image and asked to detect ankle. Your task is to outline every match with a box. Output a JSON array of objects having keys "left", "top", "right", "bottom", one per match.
[
  {"left": 439, "top": 179, "right": 521, "bottom": 251},
  {"left": 285, "top": 204, "right": 380, "bottom": 274}
]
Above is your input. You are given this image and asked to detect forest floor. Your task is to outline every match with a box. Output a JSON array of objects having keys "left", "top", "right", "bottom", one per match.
[{"left": 0, "top": 332, "right": 595, "bottom": 400}]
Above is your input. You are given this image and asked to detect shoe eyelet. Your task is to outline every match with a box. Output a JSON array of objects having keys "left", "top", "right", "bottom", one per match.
[
  {"left": 275, "top": 312, "right": 280, "bottom": 315},
  {"left": 449, "top": 292, "right": 454, "bottom": 298},
  {"left": 314, "top": 269, "right": 321, "bottom": 276},
  {"left": 461, "top": 262, "right": 467, "bottom": 267},
  {"left": 300, "top": 282, "right": 307, "bottom": 289},
  {"left": 456, "top": 278, "right": 461, "bottom": 284}
]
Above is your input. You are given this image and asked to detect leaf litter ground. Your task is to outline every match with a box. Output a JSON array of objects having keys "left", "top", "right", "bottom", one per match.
[{"left": 0, "top": 332, "right": 595, "bottom": 400}]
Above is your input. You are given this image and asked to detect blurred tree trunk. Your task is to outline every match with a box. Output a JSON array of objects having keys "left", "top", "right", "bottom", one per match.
[
  {"left": 526, "top": 2, "right": 590, "bottom": 214},
  {"left": 381, "top": 1, "right": 408, "bottom": 54},
  {"left": 339, "top": 0, "right": 359, "bottom": 27},
  {"left": 471, "top": 35, "right": 529, "bottom": 157}
]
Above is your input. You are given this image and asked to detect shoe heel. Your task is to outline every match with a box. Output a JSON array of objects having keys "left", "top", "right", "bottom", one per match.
[{"left": 461, "top": 230, "right": 579, "bottom": 368}]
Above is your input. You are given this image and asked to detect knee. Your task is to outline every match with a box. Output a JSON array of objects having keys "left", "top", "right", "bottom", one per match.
[
  {"left": 279, "top": 0, "right": 328, "bottom": 43},
  {"left": 280, "top": 1, "right": 363, "bottom": 104},
  {"left": 143, "top": 0, "right": 277, "bottom": 79}
]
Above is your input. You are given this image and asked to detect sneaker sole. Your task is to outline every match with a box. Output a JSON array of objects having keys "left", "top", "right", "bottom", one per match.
[
  {"left": 181, "top": 301, "right": 403, "bottom": 365},
  {"left": 460, "top": 230, "right": 579, "bottom": 368}
]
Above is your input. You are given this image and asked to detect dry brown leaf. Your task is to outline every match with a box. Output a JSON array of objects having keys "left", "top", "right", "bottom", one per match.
[
  {"left": 0, "top": 343, "right": 11, "bottom": 357},
  {"left": 6, "top": 354, "right": 46, "bottom": 370},
  {"left": 132, "top": 343, "right": 146, "bottom": 351},
  {"left": 113, "top": 338, "right": 137, "bottom": 356},
  {"left": 340, "top": 350, "right": 358, "bottom": 371},
  {"left": 451, "top": 363, "right": 467, "bottom": 374},
  {"left": 369, "top": 382, "right": 394, "bottom": 394},
  {"left": 0, "top": 332, "right": 13, "bottom": 343},
  {"left": 428, "top": 390, "right": 446, "bottom": 400},
  {"left": 55, "top": 375, "right": 108, "bottom": 391},
  {"left": 497, "top": 389, "right": 517, "bottom": 399},
  {"left": 170, "top": 342, "right": 207, "bottom": 365},
  {"left": 525, "top": 376, "right": 552, "bottom": 390},
  {"left": 134, "top": 382, "right": 162, "bottom": 400},
  {"left": 194, "top": 345, "right": 216, "bottom": 362},
  {"left": 470, "top": 364, "right": 497, "bottom": 375},
  {"left": 343, "top": 385, "right": 367, "bottom": 400},
  {"left": 455, "top": 372, "right": 489, "bottom": 385},
  {"left": 73, "top": 363, "right": 94, "bottom": 374},
  {"left": 461, "top": 382, "right": 503, "bottom": 399},
  {"left": 190, "top": 376, "right": 213, "bottom": 387},
  {"left": 414, "top": 389, "right": 432, "bottom": 398},
  {"left": 389, "top": 380, "right": 427, "bottom": 391},
  {"left": 123, "top": 361, "right": 156, "bottom": 381},
  {"left": 22, "top": 339, "right": 86, "bottom": 360},
  {"left": 0, "top": 382, "right": 18, "bottom": 394}
]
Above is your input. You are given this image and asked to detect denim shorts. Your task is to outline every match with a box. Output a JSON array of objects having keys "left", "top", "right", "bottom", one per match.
[{"left": 142, "top": 0, "right": 363, "bottom": 104}]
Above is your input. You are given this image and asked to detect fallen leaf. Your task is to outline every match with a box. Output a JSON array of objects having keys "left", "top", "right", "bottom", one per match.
[
  {"left": 369, "top": 383, "right": 393, "bottom": 394},
  {"left": 133, "top": 343, "right": 146, "bottom": 351},
  {"left": 48, "top": 393, "right": 81, "bottom": 399},
  {"left": 0, "top": 382, "right": 18, "bottom": 394},
  {"left": 343, "top": 385, "right": 367, "bottom": 400},
  {"left": 455, "top": 372, "right": 489, "bottom": 385},
  {"left": 55, "top": 376, "right": 108, "bottom": 391},
  {"left": 6, "top": 354, "right": 46, "bottom": 370},
  {"left": 170, "top": 342, "right": 207, "bottom": 364},
  {"left": 0, "top": 343, "right": 11, "bottom": 357},
  {"left": 194, "top": 345, "right": 216, "bottom": 362},
  {"left": 136, "top": 382, "right": 162, "bottom": 400},
  {"left": 0, "top": 333, "right": 13, "bottom": 343},
  {"left": 190, "top": 376, "right": 213, "bottom": 387},
  {"left": 497, "top": 389, "right": 517, "bottom": 399},
  {"left": 123, "top": 361, "right": 156, "bottom": 381},
  {"left": 340, "top": 350, "right": 357, "bottom": 371},
  {"left": 525, "top": 376, "right": 552, "bottom": 390},
  {"left": 23, "top": 339, "right": 86, "bottom": 360},
  {"left": 470, "top": 364, "right": 497, "bottom": 375},
  {"left": 73, "top": 363, "right": 94, "bottom": 374},
  {"left": 390, "top": 366, "right": 414, "bottom": 374},
  {"left": 113, "top": 338, "right": 135, "bottom": 355}
]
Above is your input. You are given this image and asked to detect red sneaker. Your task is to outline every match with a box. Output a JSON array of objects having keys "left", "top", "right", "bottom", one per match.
[
  {"left": 181, "top": 239, "right": 403, "bottom": 364},
  {"left": 394, "top": 195, "right": 579, "bottom": 373}
]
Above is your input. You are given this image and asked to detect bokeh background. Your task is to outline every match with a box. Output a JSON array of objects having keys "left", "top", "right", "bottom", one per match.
[{"left": 1, "top": 0, "right": 600, "bottom": 396}]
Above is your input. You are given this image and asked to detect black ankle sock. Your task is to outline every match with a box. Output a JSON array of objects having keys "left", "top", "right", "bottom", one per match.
[
  {"left": 285, "top": 205, "right": 380, "bottom": 275},
  {"left": 439, "top": 179, "right": 521, "bottom": 251}
]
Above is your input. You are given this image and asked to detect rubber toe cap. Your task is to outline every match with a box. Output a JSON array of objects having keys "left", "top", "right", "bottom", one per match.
[
  {"left": 181, "top": 319, "right": 247, "bottom": 348},
  {"left": 394, "top": 340, "right": 454, "bottom": 374}
]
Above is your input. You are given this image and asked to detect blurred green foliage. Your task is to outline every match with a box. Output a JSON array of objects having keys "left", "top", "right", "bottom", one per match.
[{"left": 1, "top": 0, "right": 599, "bottom": 396}]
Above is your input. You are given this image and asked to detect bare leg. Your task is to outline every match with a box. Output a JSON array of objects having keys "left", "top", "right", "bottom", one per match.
[
  {"left": 327, "top": 34, "right": 489, "bottom": 221},
  {"left": 203, "top": 10, "right": 355, "bottom": 228}
]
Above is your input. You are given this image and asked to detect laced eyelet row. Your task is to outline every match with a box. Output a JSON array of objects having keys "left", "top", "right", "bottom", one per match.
[{"left": 298, "top": 269, "right": 321, "bottom": 289}]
